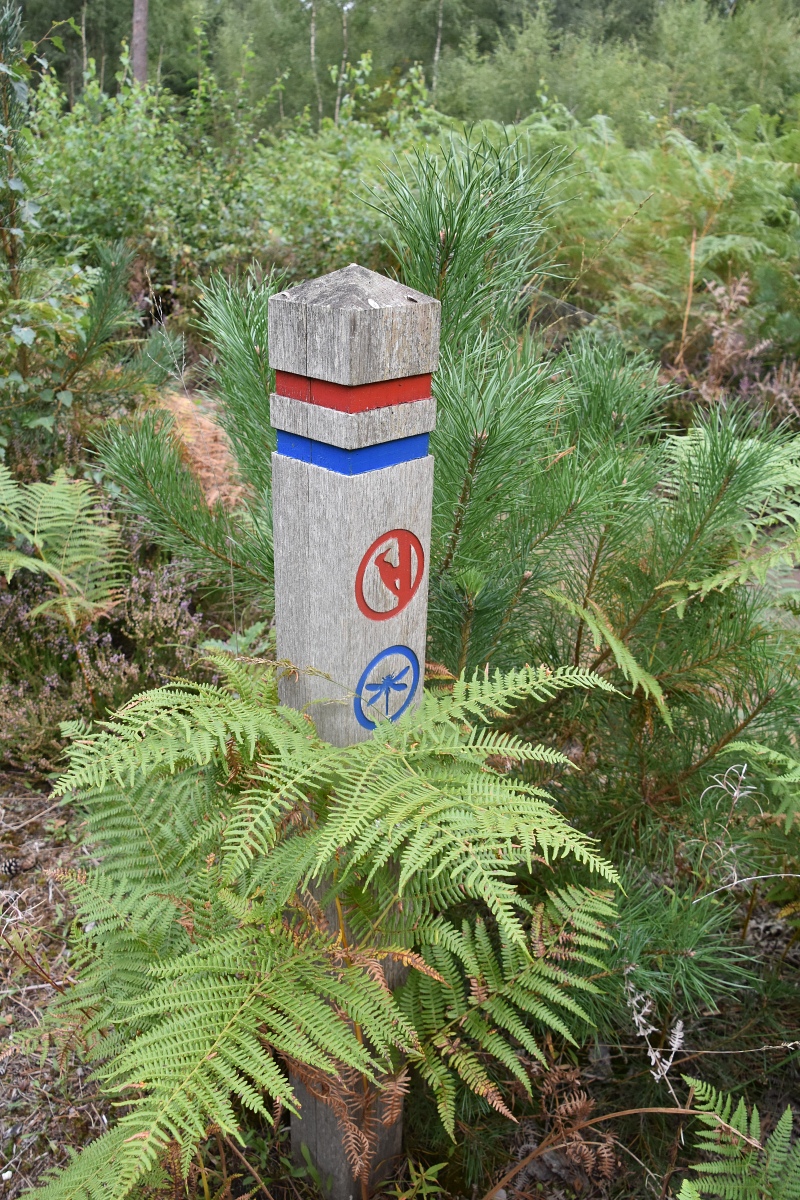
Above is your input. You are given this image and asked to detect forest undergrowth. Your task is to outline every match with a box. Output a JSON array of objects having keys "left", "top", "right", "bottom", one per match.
[{"left": 2, "top": 3, "right": 800, "bottom": 1199}]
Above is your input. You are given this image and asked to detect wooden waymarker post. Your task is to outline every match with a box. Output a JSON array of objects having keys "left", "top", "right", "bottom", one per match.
[
  {"left": 268, "top": 264, "right": 441, "bottom": 1196},
  {"left": 269, "top": 264, "right": 440, "bottom": 746}
]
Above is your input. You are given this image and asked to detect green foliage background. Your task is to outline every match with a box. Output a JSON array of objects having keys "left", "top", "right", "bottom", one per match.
[
  {"left": 16, "top": 2, "right": 800, "bottom": 367},
  {"left": 4, "top": 1, "right": 800, "bottom": 1197}
]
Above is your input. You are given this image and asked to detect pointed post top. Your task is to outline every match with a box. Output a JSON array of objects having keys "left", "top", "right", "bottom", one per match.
[
  {"left": 275, "top": 263, "right": 434, "bottom": 311},
  {"left": 268, "top": 264, "right": 440, "bottom": 387}
]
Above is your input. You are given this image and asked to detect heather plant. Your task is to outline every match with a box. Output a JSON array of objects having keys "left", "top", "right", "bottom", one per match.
[
  {"left": 0, "top": 463, "right": 210, "bottom": 771},
  {"left": 0, "top": 556, "right": 209, "bottom": 774}
]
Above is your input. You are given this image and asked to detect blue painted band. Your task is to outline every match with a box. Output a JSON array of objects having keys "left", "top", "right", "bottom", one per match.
[{"left": 276, "top": 430, "right": 430, "bottom": 475}]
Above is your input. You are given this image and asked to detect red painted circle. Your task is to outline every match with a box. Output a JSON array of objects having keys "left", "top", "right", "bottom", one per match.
[{"left": 355, "top": 529, "right": 425, "bottom": 621}]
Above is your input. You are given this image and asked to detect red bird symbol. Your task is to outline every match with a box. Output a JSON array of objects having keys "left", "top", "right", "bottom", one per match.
[
  {"left": 375, "top": 539, "right": 414, "bottom": 605},
  {"left": 355, "top": 529, "right": 424, "bottom": 621}
]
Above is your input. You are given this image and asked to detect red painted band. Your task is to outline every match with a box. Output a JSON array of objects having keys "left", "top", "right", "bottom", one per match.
[{"left": 274, "top": 371, "right": 432, "bottom": 413}]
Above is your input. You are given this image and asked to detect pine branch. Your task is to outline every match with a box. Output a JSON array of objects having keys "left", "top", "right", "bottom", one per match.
[{"left": 95, "top": 412, "right": 274, "bottom": 601}]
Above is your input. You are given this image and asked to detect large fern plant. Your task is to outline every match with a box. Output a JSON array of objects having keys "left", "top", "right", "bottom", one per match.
[{"left": 29, "top": 659, "right": 617, "bottom": 1199}]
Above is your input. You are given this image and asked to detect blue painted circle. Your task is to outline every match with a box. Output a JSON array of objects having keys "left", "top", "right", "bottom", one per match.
[{"left": 354, "top": 645, "right": 420, "bottom": 730}]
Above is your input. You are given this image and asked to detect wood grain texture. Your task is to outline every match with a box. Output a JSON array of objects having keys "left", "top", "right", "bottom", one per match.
[
  {"left": 272, "top": 453, "right": 433, "bottom": 746},
  {"left": 268, "top": 264, "right": 440, "bottom": 385},
  {"left": 270, "top": 393, "right": 437, "bottom": 449},
  {"left": 289, "top": 1077, "right": 402, "bottom": 1200}
]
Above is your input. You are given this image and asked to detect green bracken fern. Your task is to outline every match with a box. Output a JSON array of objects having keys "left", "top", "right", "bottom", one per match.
[
  {"left": 0, "top": 464, "right": 124, "bottom": 631},
  {"left": 28, "top": 658, "right": 617, "bottom": 1199},
  {"left": 678, "top": 1077, "right": 800, "bottom": 1199}
]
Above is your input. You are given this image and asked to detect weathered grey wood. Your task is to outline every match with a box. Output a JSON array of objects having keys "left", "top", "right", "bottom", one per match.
[
  {"left": 272, "top": 454, "right": 433, "bottom": 747},
  {"left": 290, "top": 1078, "right": 402, "bottom": 1200},
  {"left": 269, "top": 265, "right": 440, "bottom": 385},
  {"left": 270, "top": 393, "right": 437, "bottom": 449},
  {"left": 270, "top": 262, "right": 440, "bottom": 1197}
]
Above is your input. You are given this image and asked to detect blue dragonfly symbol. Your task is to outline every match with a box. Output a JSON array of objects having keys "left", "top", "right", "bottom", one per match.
[{"left": 364, "top": 665, "right": 410, "bottom": 716}]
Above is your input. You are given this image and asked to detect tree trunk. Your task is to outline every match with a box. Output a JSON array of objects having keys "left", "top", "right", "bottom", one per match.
[
  {"left": 132, "top": 0, "right": 148, "bottom": 85},
  {"left": 333, "top": 3, "right": 348, "bottom": 125},
  {"left": 310, "top": 0, "right": 323, "bottom": 127},
  {"left": 80, "top": 3, "right": 87, "bottom": 77},
  {"left": 431, "top": 0, "right": 444, "bottom": 98}
]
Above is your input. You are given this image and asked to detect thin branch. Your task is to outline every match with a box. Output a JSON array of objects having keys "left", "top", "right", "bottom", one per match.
[
  {"left": 0, "top": 801, "right": 64, "bottom": 831},
  {"left": 137, "top": 470, "right": 268, "bottom": 586},
  {"left": 431, "top": 0, "right": 444, "bottom": 97},
  {"left": 0, "top": 933, "right": 67, "bottom": 993},
  {"left": 670, "top": 691, "right": 774, "bottom": 791},
  {"left": 222, "top": 1135, "right": 277, "bottom": 1200},
  {"left": 554, "top": 193, "right": 654, "bottom": 314},
  {"left": 480, "top": 1108, "right": 698, "bottom": 1200},
  {"left": 437, "top": 430, "right": 487, "bottom": 576},
  {"left": 487, "top": 569, "right": 532, "bottom": 659},
  {"left": 457, "top": 591, "right": 476, "bottom": 676},
  {"left": 694, "top": 873, "right": 800, "bottom": 902},
  {"left": 676, "top": 228, "right": 697, "bottom": 369},
  {"left": 573, "top": 531, "right": 607, "bottom": 667}
]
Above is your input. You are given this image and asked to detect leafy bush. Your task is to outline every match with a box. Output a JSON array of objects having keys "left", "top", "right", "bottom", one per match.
[
  {"left": 0, "top": 6, "right": 174, "bottom": 475},
  {"left": 30, "top": 55, "right": 432, "bottom": 308},
  {"left": 509, "top": 103, "right": 800, "bottom": 362}
]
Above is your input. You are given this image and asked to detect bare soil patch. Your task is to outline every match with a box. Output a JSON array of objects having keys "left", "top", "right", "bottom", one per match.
[{"left": 0, "top": 778, "right": 109, "bottom": 1199}]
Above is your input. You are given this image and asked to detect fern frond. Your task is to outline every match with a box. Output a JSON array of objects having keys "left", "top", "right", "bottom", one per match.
[
  {"left": 315, "top": 741, "right": 616, "bottom": 943},
  {"left": 33, "top": 1127, "right": 156, "bottom": 1200},
  {"left": 55, "top": 675, "right": 318, "bottom": 794},
  {"left": 444, "top": 662, "right": 616, "bottom": 724},
  {"left": 543, "top": 589, "right": 672, "bottom": 726},
  {"left": 0, "top": 465, "right": 124, "bottom": 628},
  {"left": 681, "top": 1076, "right": 800, "bottom": 1199}
]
